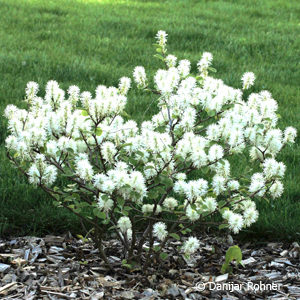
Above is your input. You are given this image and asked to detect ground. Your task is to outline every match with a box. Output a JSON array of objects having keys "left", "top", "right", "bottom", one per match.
[{"left": 0, "top": 234, "right": 300, "bottom": 299}]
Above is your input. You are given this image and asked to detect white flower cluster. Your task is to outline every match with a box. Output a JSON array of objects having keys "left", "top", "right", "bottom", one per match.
[{"left": 5, "top": 31, "right": 297, "bottom": 261}]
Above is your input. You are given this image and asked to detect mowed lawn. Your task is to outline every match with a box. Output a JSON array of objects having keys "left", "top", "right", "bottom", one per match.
[{"left": 0, "top": 0, "right": 299, "bottom": 239}]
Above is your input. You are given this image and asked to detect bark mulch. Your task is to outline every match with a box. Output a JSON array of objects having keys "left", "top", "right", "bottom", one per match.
[{"left": 0, "top": 233, "right": 299, "bottom": 299}]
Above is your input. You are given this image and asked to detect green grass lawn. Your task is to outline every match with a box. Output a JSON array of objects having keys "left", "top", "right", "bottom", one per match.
[{"left": 0, "top": 0, "right": 299, "bottom": 240}]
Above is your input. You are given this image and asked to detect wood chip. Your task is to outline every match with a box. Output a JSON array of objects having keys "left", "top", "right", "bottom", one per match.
[{"left": 0, "top": 234, "right": 299, "bottom": 299}]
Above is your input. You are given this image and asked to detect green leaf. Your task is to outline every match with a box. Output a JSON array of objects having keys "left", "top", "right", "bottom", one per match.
[
  {"left": 136, "top": 150, "right": 145, "bottom": 157},
  {"left": 218, "top": 224, "right": 228, "bottom": 230},
  {"left": 121, "top": 259, "right": 133, "bottom": 269},
  {"left": 117, "top": 197, "right": 125, "bottom": 207},
  {"left": 118, "top": 143, "right": 132, "bottom": 149},
  {"left": 147, "top": 190, "right": 159, "bottom": 200},
  {"left": 170, "top": 233, "right": 180, "bottom": 241},
  {"left": 144, "top": 165, "right": 155, "bottom": 170},
  {"left": 95, "top": 127, "right": 102, "bottom": 136},
  {"left": 202, "top": 166, "right": 210, "bottom": 174},
  {"left": 52, "top": 201, "right": 61, "bottom": 207},
  {"left": 208, "top": 67, "right": 217, "bottom": 73},
  {"left": 120, "top": 111, "right": 131, "bottom": 118},
  {"left": 221, "top": 245, "right": 243, "bottom": 274},
  {"left": 124, "top": 206, "right": 132, "bottom": 212},
  {"left": 159, "top": 175, "right": 173, "bottom": 187},
  {"left": 93, "top": 208, "right": 106, "bottom": 219},
  {"left": 153, "top": 245, "right": 161, "bottom": 252},
  {"left": 159, "top": 252, "right": 168, "bottom": 260},
  {"left": 207, "top": 110, "right": 216, "bottom": 117},
  {"left": 66, "top": 147, "right": 74, "bottom": 153},
  {"left": 218, "top": 200, "right": 226, "bottom": 207},
  {"left": 154, "top": 54, "right": 164, "bottom": 61},
  {"left": 220, "top": 207, "right": 230, "bottom": 214},
  {"left": 81, "top": 110, "right": 89, "bottom": 116},
  {"left": 39, "top": 146, "right": 45, "bottom": 154}
]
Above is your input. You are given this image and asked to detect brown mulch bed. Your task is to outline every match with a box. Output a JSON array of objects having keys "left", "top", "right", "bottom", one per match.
[{"left": 0, "top": 233, "right": 299, "bottom": 299}]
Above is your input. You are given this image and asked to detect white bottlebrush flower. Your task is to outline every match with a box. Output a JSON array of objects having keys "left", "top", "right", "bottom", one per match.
[
  {"left": 174, "top": 173, "right": 187, "bottom": 181},
  {"left": 283, "top": 127, "right": 297, "bottom": 143},
  {"left": 80, "top": 91, "right": 92, "bottom": 108},
  {"left": 263, "top": 158, "right": 286, "bottom": 179},
  {"left": 174, "top": 180, "right": 187, "bottom": 195},
  {"left": 227, "top": 180, "right": 240, "bottom": 191},
  {"left": 143, "top": 163, "right": 157, "bottom": 179},
  {"left": 118, "top": 77, "right": 131, "bottom": 95},
  {"left": 45, "top": 80, "right": 64, "bottom": 107},
  {"left": 156, "top": 30, "right": 168, "bottom": 48},
  {"left": 118, "top": 216, "right": 132, "bottom": 233},
  {"left": 67, "top": 85, "right": 80, "bottom": 106},
  {"left": 212, "top": 175, "right": 226, "bottom": 195},
  {"left": 206, "top": 124, "right": 221, "bottom": 141},
  {"left": 93, "top": 173, "right": 107, "bottom": 190},
  {"left": 133, "top": 66, "right": 147, "bottom": 88},
  {"left": 249, "top": 147, "right": 264, "bottom": 161},
  {"left": 182, "top": 237, "right": 200, "bottom": 255},
  {"left": 4, "top": 104, "right": 19, "bottom": 119},
  {"left": 98, "top": 196, "right": 114, "bottom": 212},
  {"left": 241, "top": 200, "right": 256, "bottom": 210},
  {"left": 241, "top": 72, "right": 255, "bottom": 89},
  {"left": 184, "top": 179, "right": 208, "bottom": 200},
  {"left": 142, "top": 204, "right": 154, "bottom": 214},
  {"left": 269, "top": 180, "right": 284, "bottom": 198},
  {"left": 5, "top": 135, "right": 18, "bottom": 150},
  {"left": 101, "top": 179, "right": 116, "bottom": 194},
  {"left": 28, "top": 164, "right": 40, "bottom": 185},
  {"left": 46, "top": 140, "right": 58, "bottom": 157},
  {"left": 243, "top": 207, "right": 259, "bottom": 227},
  {"left": 197, "top": 52, "right": 213, "bottom": 75},
  {"left": 25, "top": 81, "right": 39, "bottom": 100},
  {"left": 101, "top": 142, "right": 117, "bottom": 163},
  {"left": 142, "top": 204, "right": 162, "bottom": 215},
  {"left": 68, "top": 85, "right": 80, "bottom": 97},
  {"left": 260, "top": 90, "right": 272, "bottom": 100},
  {"left": 203, "top": 197, "right": 218, "bottom": 212},
  {"left": 227, "top": 212, "right": 244, "bottom": 234},
  {"left": 153, "top": 222, "right": 168, "bottom": 241},
  {"left": 208, "top": 145, "right": 224, "bottom": 162},
  {"left": 213, "top": 160, "right": 230, "bottom": 178},
  {"left": 186, "top": 205, "right": 200, "bottom": 222},
  {"left": 57, "top": 137, "right": 77, "bottom": 153},
  {"left": 43, "top": 165, "right": 57, "bottom": 186},
  {"left": 154, "top": 68, "right": 179, "bottom": 94},
  {"left": 249, "top": 173, "right": 265, "bottom": 195},
  {"left": 177, "top": 59, "right": 190, "bottom": 77},
  {"left": 163, "top": 197, "right": 178, "bottom": 210},
  {"left": 165, "top": 54, "right": 177, "bottom": 68},
  {"left": 115, "top": 161, "right": 129, "bottom": 171},
  {"left": 264, "top": 129, "right": 283, "bottom": 154},
  {"left": 75, "top": 158, "right": 94, "bottom": 181},
  {"left": 126, "top": 229, "right": 132, "bottom": 240},
  {"left": 128, "top": 171, "right": 146, "bottom": 198}
]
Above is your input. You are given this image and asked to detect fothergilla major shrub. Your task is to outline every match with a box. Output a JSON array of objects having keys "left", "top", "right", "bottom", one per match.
[{"left": 4, "top": 31, "right": 297, "bottom": 268}]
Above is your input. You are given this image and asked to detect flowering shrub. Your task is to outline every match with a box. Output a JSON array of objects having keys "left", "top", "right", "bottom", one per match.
[{"left": 5, "top": 31, "right": 297, "bottom": 268}]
